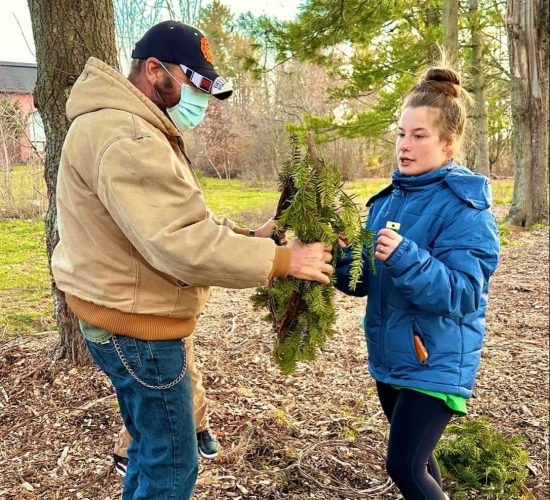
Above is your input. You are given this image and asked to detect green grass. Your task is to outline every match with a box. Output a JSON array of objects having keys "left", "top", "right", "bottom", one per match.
[
  {"left": 491, "top": 179, "right": 513, "bottom": 205},
  {"left": 0, "top": 164, "right": 48, "bottom": 218},
  {"left": 0, "top": 176, "right": 515, "bottom": 339},
  {"left": 343, "top": 179, "right": 389, "bottom": 206},
  {"left": 1, "top": 166, "right": 513, "bottom": 219},
  {"left": 342, "top": 178, "right": 513, "bottom": 208},
  {"left": 347, "top": 178, "right": 513, "bottom": 206},
  {"left": 199, "top": 178, "right": 279, "bottom": 222},
  {"left": 199, "top": 177, "right": 390, "bottom": 222},
  {"left": 497, "top": 220, "right": 520, "bottom": 247},
  {"left": 0, "top": 219, "right": 53, "bottom": 338}
]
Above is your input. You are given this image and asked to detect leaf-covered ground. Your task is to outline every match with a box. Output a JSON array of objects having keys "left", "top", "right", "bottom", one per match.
[{"left": 0, "top": 224, "right": 547, "bottom": 499}]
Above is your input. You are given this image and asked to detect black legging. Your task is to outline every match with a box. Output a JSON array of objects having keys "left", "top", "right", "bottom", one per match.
[{"left": 376, "top": 381, "right": 453, "bottom": 499}]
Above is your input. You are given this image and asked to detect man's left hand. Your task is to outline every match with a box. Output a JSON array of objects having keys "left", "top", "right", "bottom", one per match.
[
  {"left": 255, "top": 217, "right": 286, "bottom": 243},
  {"left": 375, "top": 228, "right": 403, "bottom": 261}
]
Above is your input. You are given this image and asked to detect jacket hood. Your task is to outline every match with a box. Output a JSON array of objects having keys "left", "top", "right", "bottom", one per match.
[
  {"left": 443, "top": 165, "right": 492, "bottom": 209},
  {"left": 66, "top": 57, "right": 180, "bottom": 138},
  {"left": 368, "top": 164, "right": 492, "bottom": 209}
]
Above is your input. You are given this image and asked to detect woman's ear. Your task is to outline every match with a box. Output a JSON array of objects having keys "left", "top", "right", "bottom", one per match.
[{"left": 444, "top": 134, "right": 456, "bottom": 157}]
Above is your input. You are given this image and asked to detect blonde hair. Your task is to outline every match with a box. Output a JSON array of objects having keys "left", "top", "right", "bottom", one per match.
[{"left": 403, "top": 67, "right": 472, "bottom": 159}]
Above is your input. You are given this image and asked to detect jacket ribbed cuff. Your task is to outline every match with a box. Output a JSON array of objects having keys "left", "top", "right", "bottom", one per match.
[
  {"left": 268, "top": 246, "right": 291, "bottom": 280},
  {"left": 231, "top": 225, "right": 252, "bottom": 236},
  {"left": 66, "top": 294, "right": 196, "bottom": 340},
  {"left": 384, "top": 237, "right": 410, "bottom": 269}
]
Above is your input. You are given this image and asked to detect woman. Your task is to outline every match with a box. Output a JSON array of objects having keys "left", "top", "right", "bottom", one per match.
[{"left": 335, "top": 67, "right": 500, "bottom": 499}]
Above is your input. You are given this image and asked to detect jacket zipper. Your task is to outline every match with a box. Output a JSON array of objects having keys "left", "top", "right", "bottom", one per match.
[
  {"left": 412, "top": 320, "right": 429, "bottom": 367},
  {"left": 380, "top": 188, "right": 407, "bottom": 369},
  {"left": 176, "top": 137, "right": 202, "bottom": 188}
]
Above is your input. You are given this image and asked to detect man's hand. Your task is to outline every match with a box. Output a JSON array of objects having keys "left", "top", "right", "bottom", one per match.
[
  {"left": 375, "top": 228, "right": 403, "bottom": 261},
  {"left": 255, "top": 217, "right": 276, "bottom": 238},
  {"left": 287, "top": 239, "right": 333, "bottom": 284},
  {"left": 255, "top": 217, "right": 287, "bottom": 243}
]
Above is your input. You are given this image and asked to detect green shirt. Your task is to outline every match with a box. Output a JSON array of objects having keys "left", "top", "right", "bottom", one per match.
[
  {"left": 392, "top": 385, "right": 467, "bottom": 416},
  {"left": 79, "top": 320, "right": 113, "bottom": 344}
]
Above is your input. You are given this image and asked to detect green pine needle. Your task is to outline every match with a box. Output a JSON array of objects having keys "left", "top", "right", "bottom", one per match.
[
  {"left": 253, "top": 134, "right": 374, "bottom": 374},
  {"left": 435, "top": 417, "right": 529, "bottom": 498}
]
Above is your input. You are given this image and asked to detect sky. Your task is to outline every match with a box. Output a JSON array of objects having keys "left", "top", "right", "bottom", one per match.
[{"left": 0, "top": 0, "right": 303, "bottom": 64}]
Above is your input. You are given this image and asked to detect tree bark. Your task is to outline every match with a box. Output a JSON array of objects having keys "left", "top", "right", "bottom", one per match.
[
  {"left": 506, "top": 0, "right": 549, "bottom": 226},
  {"left": 442, "top": 0, "right": 459, "bottom": 64},
  {"left": 469, "top": 0, "right": 491, "bottom": 176},
  {"left": 27, "top": 0, "right": 118, "bottom": 364},
  {"left": 424, "top": 6, "right": 443, "bottom": 62}
]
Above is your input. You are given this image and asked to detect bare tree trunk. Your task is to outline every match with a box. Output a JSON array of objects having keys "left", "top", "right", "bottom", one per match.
[
  {"left": 207, "top": 157, "right": 223, "bottom": 178},
  {"left": 0, "top": 123, "right": 14, "bottom": 211},
  {"left": 469, "top": 0, "right": 491, "bottom": 176},
  {"left": 506, "top": 0, "right": 549, "bottom": 226},
  {"left": 425, "top": 6, "right": 443, "bottom": 61},
  {"left": 114, "top": 0, "right": 166, "bottom": 74},
  {"left": 442, "top": 0, "right": 459, "bottom": 63},
  {"left": 180, "top": 0, "right": 203, "bottom": 23},
  {"left": 27, "top": 0, "right": 118, "bottom": 364}
]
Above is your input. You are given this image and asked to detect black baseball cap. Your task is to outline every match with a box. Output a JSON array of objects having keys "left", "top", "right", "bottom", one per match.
[{"left": 132, "top": 20, "right": 233, "bottom": 100}]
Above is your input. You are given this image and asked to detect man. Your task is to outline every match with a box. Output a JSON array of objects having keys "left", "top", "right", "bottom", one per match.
[
  {"left": 52, "top": 20, "right": 333, "bottom": 499},
  {"left": 113, "top": 336, "right": 219, "bottom": 478}
]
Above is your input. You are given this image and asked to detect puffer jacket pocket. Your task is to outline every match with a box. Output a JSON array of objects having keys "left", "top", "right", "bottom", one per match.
[
  {"left": 412, "top": 322, "right": 429, "bottom": 366},
  {"left": 414, "top": 314, "right": 462, "bottom": 355}
]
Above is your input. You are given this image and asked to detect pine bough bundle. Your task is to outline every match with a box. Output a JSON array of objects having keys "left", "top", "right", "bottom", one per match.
[{"left": 252, "top": 133, "right": 374, "bottom": 374}]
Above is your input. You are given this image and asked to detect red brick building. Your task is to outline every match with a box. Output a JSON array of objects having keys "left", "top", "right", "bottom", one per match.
[{"left": 0, "top": 61, "right": 45, "bottom": 164}]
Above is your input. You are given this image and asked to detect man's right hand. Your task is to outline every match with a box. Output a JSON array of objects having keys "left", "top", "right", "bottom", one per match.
[{"left": 287, "top": 239, "right": 333, "bottom": 284}]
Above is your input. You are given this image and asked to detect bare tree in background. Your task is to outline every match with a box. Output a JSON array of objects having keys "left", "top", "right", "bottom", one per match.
[
  {"left": 27, "top": 0, "right": 118, "bottom": 365},
  {"left": 197, "top": 99, "right": 239, "bottom": 178},
  {"left": 507, "top": 0, "right": 549, "bottom": 226},
  {"left": 468, "top": 0, "right": 491, "bottom": 176},
  {"left": 0, "top": 97, "right": 24, "bottom": 212},
  {"left": 442, "top": 0, "right": 459, "bottom": 63},
  {"left": 165, "top": 0, "right": 202, "bottom": 25},
  {"left": 114, "top": 0, "right": 202, "bottom": 73},
  {"left": 114, "top": 0, "right": 164, "bottom": 73}
]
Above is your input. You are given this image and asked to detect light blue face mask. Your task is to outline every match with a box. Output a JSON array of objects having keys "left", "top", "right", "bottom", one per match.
[{"left": 160, "top": 63, "right": 209, "bottom": 132}]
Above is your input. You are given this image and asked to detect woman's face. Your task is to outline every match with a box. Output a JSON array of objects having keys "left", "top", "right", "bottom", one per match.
[{"left": 395, "top": 106, "right": 451, "bottom": 176}]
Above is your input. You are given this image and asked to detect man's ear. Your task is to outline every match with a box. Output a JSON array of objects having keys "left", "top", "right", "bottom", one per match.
[{"left": 144, "top": 57, "right": 163, "bottom": 85}]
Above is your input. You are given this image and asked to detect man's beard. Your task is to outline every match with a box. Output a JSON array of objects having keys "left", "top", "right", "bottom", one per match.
[{"left": 154, "top": 75, "right": 175, "bottom": 112}]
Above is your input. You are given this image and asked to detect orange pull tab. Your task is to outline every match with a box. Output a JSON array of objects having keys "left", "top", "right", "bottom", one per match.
[{"left": 414, "top": 335, "right": 428, "bottom": 362}]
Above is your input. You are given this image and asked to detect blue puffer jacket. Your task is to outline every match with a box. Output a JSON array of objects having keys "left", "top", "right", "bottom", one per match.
[{"left": 335, "top": 164, "right": 500, "bottom": 398}]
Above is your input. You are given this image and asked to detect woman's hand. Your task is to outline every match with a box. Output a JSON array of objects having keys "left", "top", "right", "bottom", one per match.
[
  {"left": 338, "top": 235, "right": 349, "bottom": 249},
  {"left": 375, "top": 228, "right": 403, "bottom": 261}
]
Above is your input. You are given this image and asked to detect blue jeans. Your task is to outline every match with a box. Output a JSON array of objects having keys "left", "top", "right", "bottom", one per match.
[{"left": 85, "top": 334, "right": 198, "bottom": 499}]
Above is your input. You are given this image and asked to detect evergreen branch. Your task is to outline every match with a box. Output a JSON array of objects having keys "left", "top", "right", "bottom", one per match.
[{"left": 254, "top": 133, "right": 375, "bottom": 374}]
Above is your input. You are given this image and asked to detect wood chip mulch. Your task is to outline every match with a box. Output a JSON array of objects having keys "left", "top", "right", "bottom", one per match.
[{"left": 0, "top": 226, "right": 548, "bottom": 499}]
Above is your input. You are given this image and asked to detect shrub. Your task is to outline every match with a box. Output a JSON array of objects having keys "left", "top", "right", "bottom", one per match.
[{"left": 436, "top": 417, "right": 529, "bottom": 498}]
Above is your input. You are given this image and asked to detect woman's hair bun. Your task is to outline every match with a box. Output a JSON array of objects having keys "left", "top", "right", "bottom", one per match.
[
  {"left": 422, "top": 67, "right": 461, "bottom": 87},
  {"left": 415, "top": 67, "right": 462, "bottom": 98}
]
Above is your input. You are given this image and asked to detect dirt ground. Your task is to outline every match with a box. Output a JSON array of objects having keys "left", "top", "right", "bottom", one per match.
[{"left": 0, "top": 225, "right": 548, "bottom": 499}]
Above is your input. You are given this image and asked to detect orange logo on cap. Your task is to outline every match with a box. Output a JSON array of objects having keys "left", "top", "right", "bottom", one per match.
[{"left": 201, "top": 37, "right": 215, "bottom": 64}]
